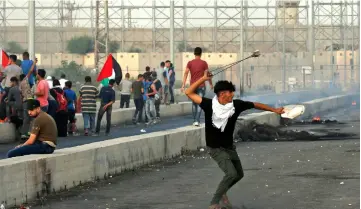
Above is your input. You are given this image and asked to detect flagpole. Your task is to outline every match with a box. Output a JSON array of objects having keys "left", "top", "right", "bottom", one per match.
[{"left": 28, "top": 0, "right": 35, "bottom": 60}]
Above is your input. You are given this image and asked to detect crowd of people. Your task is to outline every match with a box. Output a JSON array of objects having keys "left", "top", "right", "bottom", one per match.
[{"left": 1, "top": 47, "right": 288, "bottom": 208}]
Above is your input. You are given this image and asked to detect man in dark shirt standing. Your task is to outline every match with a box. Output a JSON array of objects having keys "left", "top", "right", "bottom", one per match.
[
  {"left": 185, "top": 71, "right": 284, "bottom": 209},
  {"left": 95, "top": 79, "right": 115, "bottom": 136},
  {"left": 131, "top": 74, "right": 144, "bottom": 124}
]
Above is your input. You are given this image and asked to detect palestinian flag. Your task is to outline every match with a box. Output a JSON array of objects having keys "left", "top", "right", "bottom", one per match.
[
  {"left": 97, "top": 54, "right": 122, "bottom": 86},
  {"left": 1, "top": 49, "right": 9, "bottom": 68}
]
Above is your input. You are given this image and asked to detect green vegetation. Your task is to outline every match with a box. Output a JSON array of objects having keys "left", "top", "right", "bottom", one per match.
[
  {"left": 52, "top": 60, "right": 96, "bottom": 83},
  {"left": 177, "top": 40, "right": 193, "bottom": 52},
  {"left": 127, "top": 47, "right": 143, "bottom": 53},
  {"left": 66, "top": 35, "right": 119, "bottom": 54}
]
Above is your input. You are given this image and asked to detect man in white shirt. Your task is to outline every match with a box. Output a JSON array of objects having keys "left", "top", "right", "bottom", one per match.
[
  {"left": 156, "top": 61, "right": 169, "bottom": 104},
  {"left": 59, "top": 74, "right": 68, "bottom": 89},
  {"left": 2, "top": 55, "right": 22, "bottom": 88},
  {"left": 46, "top": 76, "right": 53, "bottom": 89},
  {"left": 118, "top": 73, "right": 132, "bottom": 108}
]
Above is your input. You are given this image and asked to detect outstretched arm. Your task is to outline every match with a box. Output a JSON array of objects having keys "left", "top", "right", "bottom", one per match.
[
  {"left": 253, "top": 102, "right": 284, "bottom": 114},
  {"left": 185, "top": 70, "right": 212, "bottom": 105}
]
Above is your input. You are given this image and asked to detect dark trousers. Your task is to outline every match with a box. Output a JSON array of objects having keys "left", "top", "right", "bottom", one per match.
[
  {"left": 155, "top": 99, "right": 161, "bottom": 118},
  {"left": 55, "top": 110, "right": 68, "bottom": 137},
  {"left": 7, "top": 140, "right": 55, "bottom": 158},
  {"left": 133, "top": 98, "right": 144, "bottom": 123},
  {"left": 95, "top": 104, "right": 112, "bottom": 134},
  {"left": 47, "top": 99, "right": 58, "bottom": 119},
  {"left": 120, "top": 94, "right": 130, "bottom": 108},
  {"left": 67, "top": 109, "right": 76, "bottom": 134},
  {"left": 169, "top": 82, "right": 175, "bottom": 103},
  {"left": 21, "top": 101, "right": 32, "bottom": 135},
  {"left": 208, "top": 146, "right": 244, "bottom": 205}
]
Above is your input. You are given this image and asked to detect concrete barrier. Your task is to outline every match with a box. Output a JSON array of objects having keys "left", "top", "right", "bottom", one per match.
[
  {"left": 0, "top": 123, "right": 16, "bottom": 144},
  {"left": 76, "top": 102, "right": 192, "bottom": 130},
  {"left": 0, "top": 93, "right": 357, "bottom": 206}
]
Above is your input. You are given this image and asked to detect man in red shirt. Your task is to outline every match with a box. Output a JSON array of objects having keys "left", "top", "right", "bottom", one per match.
[{"left": 181, "top": 47, "right": 213, "bottom": 126}]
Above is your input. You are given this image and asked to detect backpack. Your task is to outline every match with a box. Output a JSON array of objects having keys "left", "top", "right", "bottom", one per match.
[{"left": 54, "top": 90, "right": 67, "bottom": 112}]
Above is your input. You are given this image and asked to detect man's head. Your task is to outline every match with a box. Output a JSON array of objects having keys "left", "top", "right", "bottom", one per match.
[
  {"left": 165, "top": 60, "right": 171, "bottom": 68},
  {"left": 53, "top": 79, "right": 60, "bottom": 87},
  {"left": 10, "top": 76, "right": 19, "bottom": 87},
  {"left": 85, "top": 76, "right": 92, "bottom": 83},
  {"left": 125, "top": 73, "right": 130, "bottom": 79},
  {"left": 22, "top": 51, "right": 29, "bottom": 60},
  {"left": 37, "top": 69, "right": 46, "bottom": 80},
  {"left": 9, "top": 55, "right": 17, "bottom": 64},
  {"left": 214, "top": 80, "right": 236, "bottom": 104},
  {"left": 27, "top": 99, "right": 41, "bottom": 117},
  {"left": 194, "top": 47, "right": 202, "bottom": 57},
  {"left": 61, "top": 74, "right": 66, "bottom": 79},
  {"left": 109, "top": 79, "right": 115, "bottom": 86},
  {"left": 65, "top": 80, "right": 72, "bottom": 89},
  {"left": 160, "top": 62, "right": 165, "bottom": 68},
  {"left": 145, "top": 66, "right": 150, "bottom": 72},
  {"left": 137, "top": 74, "right": 144, "bottom": 81}
]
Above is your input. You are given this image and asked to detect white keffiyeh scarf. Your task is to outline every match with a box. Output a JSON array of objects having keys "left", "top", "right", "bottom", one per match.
[{"left": 212, "top": 96, "right": 235, "bottom": 132}]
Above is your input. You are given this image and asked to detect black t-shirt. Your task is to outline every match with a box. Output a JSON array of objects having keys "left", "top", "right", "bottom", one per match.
[
  {"left": 154, "top": 80, "right": 162, "bottom": 91},
  {"left": 200, "top": 97, "right": 254, "bottom": 148}
]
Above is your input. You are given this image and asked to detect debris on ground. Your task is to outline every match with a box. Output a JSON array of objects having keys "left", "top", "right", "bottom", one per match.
[{"left": 234, "top": 120, "right": 355, "bottom": 142}]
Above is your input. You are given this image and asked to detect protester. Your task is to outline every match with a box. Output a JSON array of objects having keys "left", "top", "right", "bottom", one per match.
[
  {"left": 152, "top": 71, "right": 162, "bottom": 120},
  {"left": 168, "top": 62, "right": 175, "bottom": 104},
  {"left": 145, "top": 75, "right": 158, "bottom": 125},
  {"left": 156, "top": 62, "right": 167, "bottom": 102},
  {"left": 94, "top": 79, "right": 115, "bottom": 136},
  {"left": 182, "top": 47, "right": 213, "bottom": 126},
  {"left": 64, "top": 81, "right": 78, "bottom": 136},
  {"left": 7, "top": 99, "right": 57, "bottom": 158},
  {"left": 144, "top": 66, "right": 152, "bottom": 81},
  {"left": 21, "top": 52, "right": 37, "bottom": 88},
  {"left": 2, "top": 54, "right": 22, "bottom": 89},
  {"left": 118, "top": 72, "right": 132, "bottom": 108},
  {"left": 50, "top": 79, "right": 68, "bottom": 137},
  {"left": 46, "top": 76, "right": 53, "bottom": 89},
  {"left": 47, "top": 93, "right": 57, "bottom": 119},
  {"left": 79, "top": 76, "right": 98, "bottom": 136},
  {"left": 59, "top": 74, "right": 68, "bottom": 89},
  {"left": 34, "top": 69, "right": 49, "bottom": 112},
  {"left": 131, "top": 74, "right": 144, "bottom": 124},
  {"left": 143, "top": 71, "right": 153, "bottom": 123},
  {"left": 163, "top": 60, "right": 171, "bottom": 105},
  {"left": 185, "top": 71, "right": 284, "bottom": 209},
  {"left": 7, "top": 77, "right": 22, "bottom": 119}
]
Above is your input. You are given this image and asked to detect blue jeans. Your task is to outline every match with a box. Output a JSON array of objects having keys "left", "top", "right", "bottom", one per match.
[
  {"left": 192, "top": 87, "right": 206, "bottom": 123},
  {"left": 7, "top": 140, "right": 55, "bottom": 158},
  {"left": 133, "top": 98, "right": 144, "bottom": 123},
  {"left": 82, "top": 112, "right": 96, "bottom": 132},
  {"left": 145, "top": 97, "right": 156, "bottom": 121},
  {"left": 40, "top": 105, "right": 48, "bottom": 112}
]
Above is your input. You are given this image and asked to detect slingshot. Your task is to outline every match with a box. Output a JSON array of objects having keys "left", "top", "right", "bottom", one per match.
[{"left": 209, "top": 50, "right": 261, "bottom": 76}]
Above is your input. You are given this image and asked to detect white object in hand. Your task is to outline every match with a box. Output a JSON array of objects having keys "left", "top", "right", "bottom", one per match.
[
  {"left": 281, "top": 105, "right": 305, "bottom": 119},
  {"left": 0, "top": 204, "right": 5, "bottom": 209}
]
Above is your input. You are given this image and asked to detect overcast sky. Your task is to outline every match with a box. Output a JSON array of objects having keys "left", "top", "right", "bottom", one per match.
[{"left": 2, "top": 0, "right": 351, "bottom": 28}]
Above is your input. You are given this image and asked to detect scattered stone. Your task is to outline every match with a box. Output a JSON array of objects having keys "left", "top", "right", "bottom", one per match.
[{"left": 340, "top": 182, "right": 344, "bottom": 185}]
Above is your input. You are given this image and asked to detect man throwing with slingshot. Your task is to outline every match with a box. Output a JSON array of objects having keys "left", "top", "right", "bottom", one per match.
[{"left": 185, "top": 71, "right": 284, "bottom": 209}]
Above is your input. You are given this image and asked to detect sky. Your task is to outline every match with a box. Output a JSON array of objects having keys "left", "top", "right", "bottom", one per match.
[{"left": 1, "top": 0, "right": 354, "bottom": 28}]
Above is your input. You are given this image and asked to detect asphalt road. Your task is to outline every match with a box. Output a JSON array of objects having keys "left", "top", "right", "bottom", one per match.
[{"left": 27, "top": 105, "right": 360, "bottom": 209}]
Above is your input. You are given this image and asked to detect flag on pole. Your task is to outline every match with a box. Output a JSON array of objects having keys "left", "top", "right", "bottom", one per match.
[
  {"left": 96, "top": 54, "right": 122, "bottom": 86},
  {"left": 1, "top": 49, "right": 9, "bottom": 68}
]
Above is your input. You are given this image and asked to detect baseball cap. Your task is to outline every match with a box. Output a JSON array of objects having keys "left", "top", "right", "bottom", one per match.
[{"left": 27, "top": 99, "right": 40, "bottom": 111}]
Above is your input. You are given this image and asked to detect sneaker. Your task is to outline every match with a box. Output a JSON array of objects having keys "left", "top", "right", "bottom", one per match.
[
  {"left": 92, "top": 133, "right": 99, "bottom": 137},
  {"left": 84, "top": 129, "right": 89, "bottom": 136},
  {"left": 193, "top": 122, "right": 200, "bottom": 127},
  {"left": 145, "top": 121, "right": 152, "bottom": 126},
  {"left": 152, "top": 120, "right": 157, "bottom": 125}
]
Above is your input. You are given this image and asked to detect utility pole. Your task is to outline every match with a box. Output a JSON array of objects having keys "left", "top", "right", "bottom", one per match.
[{"left": 94, "top": 0, "right": 109, "bottom": 73}]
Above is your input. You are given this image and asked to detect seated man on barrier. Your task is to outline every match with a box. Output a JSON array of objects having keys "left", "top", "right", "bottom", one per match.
[
  {"left": 7, "top": 99, "right": 57, "bottom": 158},
  {"left": 185, "top": 71, "right": 284, "bottom": 209}
]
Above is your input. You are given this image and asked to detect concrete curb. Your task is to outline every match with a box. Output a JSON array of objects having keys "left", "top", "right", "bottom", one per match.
[{"left": 0, "top": 93, "right": 358, "bottom": 206}]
